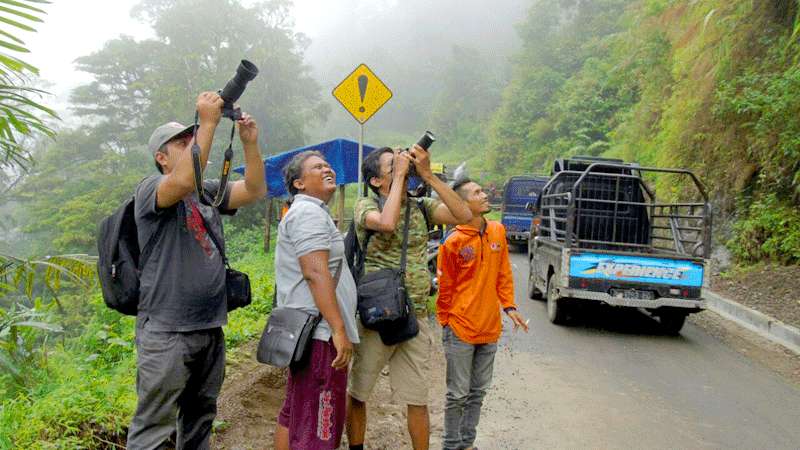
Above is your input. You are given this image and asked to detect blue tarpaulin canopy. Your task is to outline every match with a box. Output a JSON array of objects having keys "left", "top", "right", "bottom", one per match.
[{"left": 234, "top": 138, "right": 377, "bottom": 198}]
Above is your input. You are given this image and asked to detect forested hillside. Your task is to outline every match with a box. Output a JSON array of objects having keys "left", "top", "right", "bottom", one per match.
[{"left": 486, "top": 0, "right": 800, "bottom": 263}]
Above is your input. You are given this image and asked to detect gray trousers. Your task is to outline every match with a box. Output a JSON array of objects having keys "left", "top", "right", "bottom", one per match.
[
  {"left": 126, "top": 326, "right": 225, "bottom": 450},
  {"left": 442, "top": 325, "right": 497, "bottom": 450}
]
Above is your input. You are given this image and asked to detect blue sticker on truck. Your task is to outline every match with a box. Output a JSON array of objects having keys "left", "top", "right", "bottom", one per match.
[{"left": 569, "top": 252, "right": 704, "bottom": 287}]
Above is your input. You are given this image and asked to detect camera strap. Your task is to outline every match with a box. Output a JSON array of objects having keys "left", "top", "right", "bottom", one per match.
[
  {"left": 361, "top": 196, "right": 412, "bottom": 276},
  {"left": 191, "top": 110, "right": 236, "bottom": 208},
  {"left": 196, "top": 205, "right": 231, "bottom": 270},
  {"left": 399, "top": 199, "right": 411, "bottom": 276}
]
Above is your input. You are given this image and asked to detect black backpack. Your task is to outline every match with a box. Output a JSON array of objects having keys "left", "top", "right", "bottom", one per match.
[
  {"left": 343, "top": 220, "right": 366, "bottom": 283},
  {"left": 96, "top": 197, "right": 163, "bottom": 316},
  {"left": 343, "top": 197, "right": 430, "bottom": 282}
]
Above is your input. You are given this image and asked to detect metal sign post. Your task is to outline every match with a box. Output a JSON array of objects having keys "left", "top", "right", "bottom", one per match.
[
  {"left": 332, "top": 63, "right": 392, "bottom": 197},
  {"left": 358, "top": 123, "right": 364, "bottom": 195}
]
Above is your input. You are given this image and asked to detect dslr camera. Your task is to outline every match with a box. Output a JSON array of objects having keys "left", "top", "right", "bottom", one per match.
[
  {"left": 403, "top": 131, "right": 436, "bottom": 179},
  {"left": 219, "top": 59, "right": 259, "bottom": 121},
  {"left": 402, "top": 131, "right": 436, "bottom": 197}
]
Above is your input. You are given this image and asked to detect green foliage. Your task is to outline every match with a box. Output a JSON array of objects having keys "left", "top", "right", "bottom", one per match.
[
  {"left": 0, "top": 253, "right": 97, "bottom": 297},
  {"left": 484, "top": 0, "right": 800, "bottom": 263},
  {"left": 0, "top": 0, "right": 58, "bottom": 170},
  {"left": 0, "top": 233, "right": 274, "bottom": 448},
  {"left": 223, "top": 244, "right": 275, "bottom": 347},
  {"left": 715, "top": 53, "right": 800, "bottom": 200},
  {"left": 12, "top": 128, "right": 150, "bottom": 254},
  {"left": 0, "top": 351, "right": 136, "bottom": 449},
  {"left": 0, "top": 299, "right": 62, "bottom": 390},
  {"left": 0, "top": 293, "right": 137, "bottom": 449},
  {"left": 224, "top": 221, "right": 268, "bottom": 262},
  {"left": 728, "top": 194, "right": 800, "bottom": 264},
  {"left": 486, "top": 0, "right": 633, "bottom": 178},
  {"left": 0, "top": 252, "right": 96, "bottom": 396}
]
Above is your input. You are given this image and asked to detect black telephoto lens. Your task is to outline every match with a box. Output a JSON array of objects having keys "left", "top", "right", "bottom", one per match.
[
  {"left": 417, "top": 131, "right": 436, "bottom": 151},
  {"left": 220, "top": 60, "right": 259, "bottom": 103},
  {"left": 406, "top": 130, "right": 436, "bottom": 185}
]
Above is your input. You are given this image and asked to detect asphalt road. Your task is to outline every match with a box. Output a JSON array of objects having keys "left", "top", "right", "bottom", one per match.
[{"left": 472, "top": 252, "right": 800, "bottom": 450}]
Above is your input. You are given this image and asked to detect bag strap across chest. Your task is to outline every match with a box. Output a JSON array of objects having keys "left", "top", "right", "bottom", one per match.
[{"left": 362, "top": 197, "right": 422, "bottom": 275}]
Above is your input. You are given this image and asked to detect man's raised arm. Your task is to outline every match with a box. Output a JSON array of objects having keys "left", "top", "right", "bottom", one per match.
[{"left": 156, "top": 92, "right": 223, "bottom": 208}]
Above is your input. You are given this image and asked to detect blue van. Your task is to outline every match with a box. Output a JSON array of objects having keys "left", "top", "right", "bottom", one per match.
[{"left": 501, "top": 175, "right": 549, "bottom": 246}]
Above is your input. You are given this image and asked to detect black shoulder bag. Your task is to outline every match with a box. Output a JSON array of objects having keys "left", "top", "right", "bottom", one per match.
[
  {"left": 357, "top": 200, "right": 419, "bottom": 345},
  {"left": 200, "top": 212, "right": 252, "bottom": 312},
  {"left": 257, "top": 261, "right": 343, "bottom": 369}
]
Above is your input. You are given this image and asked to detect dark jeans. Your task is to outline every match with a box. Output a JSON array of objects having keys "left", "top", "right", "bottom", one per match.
[
  {"left": 442, "top": 326, "right": 497, "bottom": 450},
  {"left": 126, "top": 327, "right": 225, "bottom": 450}
]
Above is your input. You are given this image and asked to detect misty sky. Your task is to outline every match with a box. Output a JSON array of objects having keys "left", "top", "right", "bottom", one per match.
[
  {"left": 25, "top": 0, "right": 350, "bottom": 117},
  {"left": 23, "top": 0, "right": 526, "bottom": 125}
]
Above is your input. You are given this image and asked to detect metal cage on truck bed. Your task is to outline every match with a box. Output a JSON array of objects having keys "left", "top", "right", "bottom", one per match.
[{"left": 537, "top": 160, "right": 712, "bottom": 259}]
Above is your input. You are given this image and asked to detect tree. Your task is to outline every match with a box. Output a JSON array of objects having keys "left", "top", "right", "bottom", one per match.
[
  {"left": 70, "top": 0, "right": 327, "bottom": 155},
  {"left": 13, "top": 128, "right": 150, "bottom": 254},
  {"left": 486, "top": 0, "right": 633, "bottom": 176},
  {"left": 9, "top": 0, "right": 335, "bottom": 252}
]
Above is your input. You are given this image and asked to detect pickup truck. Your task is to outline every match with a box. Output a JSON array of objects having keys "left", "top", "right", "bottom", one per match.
[
  {"left": 501, "top": 175, "right": 549, "bottom": 248},
  {"left": 526, "top": 156, "right": 712, "bottom": 334}
]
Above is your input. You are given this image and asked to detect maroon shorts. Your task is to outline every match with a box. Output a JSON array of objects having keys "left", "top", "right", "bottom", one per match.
[{"left": 278, "top": 339, "right": 348, "bottom": 450}]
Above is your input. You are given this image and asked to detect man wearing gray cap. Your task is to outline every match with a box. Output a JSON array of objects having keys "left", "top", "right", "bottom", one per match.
[{"left": 126, "top": 91, "right": 266, "bottom": 450}]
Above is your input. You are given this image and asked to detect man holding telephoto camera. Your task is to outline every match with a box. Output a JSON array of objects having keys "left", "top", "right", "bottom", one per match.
[
  {"left": 346, "top": 138, "right": 472, "bottom": 450},
  {"left": 125, "top": 87, "right": 266, "bottom": 449}
]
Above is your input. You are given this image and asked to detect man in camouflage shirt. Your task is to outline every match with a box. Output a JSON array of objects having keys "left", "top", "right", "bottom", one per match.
[
  {"left": 353, "top": 193, "right": 435, "bottom": 316},
  {"left": 346, "top": 146, "right": 472, "bottom": 450}
]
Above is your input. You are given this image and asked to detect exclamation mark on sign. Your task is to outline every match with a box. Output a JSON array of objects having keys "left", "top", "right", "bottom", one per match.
[{"left": 358, "top": 75, "right": 368, "bottom": 112}]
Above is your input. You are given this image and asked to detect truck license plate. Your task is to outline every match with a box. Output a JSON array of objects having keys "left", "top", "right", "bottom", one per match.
[{"left": 612, "top": 289, "right": 654, "bottom": 300}]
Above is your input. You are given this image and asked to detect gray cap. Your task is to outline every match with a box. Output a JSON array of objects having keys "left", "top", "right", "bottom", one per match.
[{"left": 148, "top": 122, "right": 194, "bottom": 154}]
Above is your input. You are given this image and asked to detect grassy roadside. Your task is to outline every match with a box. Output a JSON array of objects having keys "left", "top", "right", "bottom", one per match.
[{"left": 0, "top": 228, "right": 275, "bottom": 449}]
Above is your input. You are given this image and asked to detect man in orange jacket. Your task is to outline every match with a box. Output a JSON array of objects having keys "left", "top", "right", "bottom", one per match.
[{"left": 436, "top": 178, "right": 528, "bottom": 450}]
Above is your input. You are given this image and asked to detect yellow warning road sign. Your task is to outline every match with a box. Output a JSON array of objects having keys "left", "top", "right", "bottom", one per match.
[{"left": 332, "top": 64, "right": 392, "bottom": 124}]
